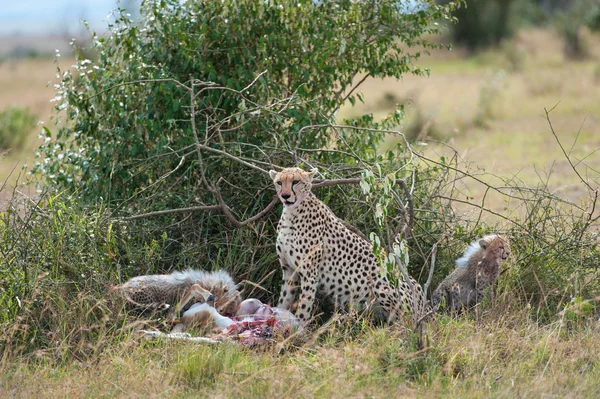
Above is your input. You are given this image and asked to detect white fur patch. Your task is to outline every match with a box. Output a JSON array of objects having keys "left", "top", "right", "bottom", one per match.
[
  {"left": 169, "top": 269, "right": 238, "bottom": 292},
  {"left": 183, "top": 303, "right": 234, "bottom": 328},
  {"left": 455, "top": 234, "right": 499, "bottom": 268}
]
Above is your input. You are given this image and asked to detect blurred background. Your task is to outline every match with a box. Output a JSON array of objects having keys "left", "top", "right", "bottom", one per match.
[
  {"left": 1, "top": 0, "right": 599, "bottom": 204},
  {"left": 0, "top": 0, "right": 138, "bottom": 201}
]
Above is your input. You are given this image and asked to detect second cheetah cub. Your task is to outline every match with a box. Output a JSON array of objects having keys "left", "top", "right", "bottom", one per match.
[{"left": 431, "top": 235, "right": 510, "bottom": 312}]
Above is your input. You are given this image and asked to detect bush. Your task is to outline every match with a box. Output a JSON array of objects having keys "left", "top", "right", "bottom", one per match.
[
  {"left": 440, "top": 0, "right": 517, "bottom": 50},
  {"left": 32, "top": 0, "right": 463, "bottom": 287},
  {"left": 0, "top": 193, "right": 122, "bottom": 360},
  {"left": 0, "top": 107, "right": 37, "bottom": 151},
  {"left": 37, "top": 0, "right": 460, "bottom": 203},
  {"left": 553, "top": 0, "right": 600, "bottom": 59}
]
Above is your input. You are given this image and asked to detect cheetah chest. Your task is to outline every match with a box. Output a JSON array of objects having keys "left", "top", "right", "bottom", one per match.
[{"left": 276, "top": 213, "right": 324, "bottom": 272}]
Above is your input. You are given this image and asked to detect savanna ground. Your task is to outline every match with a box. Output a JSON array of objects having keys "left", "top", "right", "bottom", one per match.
[{"left": 2, "top": 28, "right": 600, "bottom": 398}]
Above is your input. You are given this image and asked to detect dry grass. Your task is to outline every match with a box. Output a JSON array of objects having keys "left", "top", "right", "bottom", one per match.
[{"left": 2, "top": 309, "right": 600, "bottom": 399}]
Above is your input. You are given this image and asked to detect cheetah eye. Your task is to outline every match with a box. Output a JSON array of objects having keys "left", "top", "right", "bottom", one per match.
[
  {"left": 276, "top": 181, "right": 282, "bottom": 186},
  {"left": 292, "top": 180, "right": 300, "bottom": 185}
]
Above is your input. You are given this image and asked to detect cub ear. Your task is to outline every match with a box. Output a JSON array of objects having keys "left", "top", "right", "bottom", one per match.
[
  {"left": 478, "top": 239, "right": 488, "bottom": 249},
  {"left": 269, "top": 170, "right": 278, "bottom": 180},
  {"left": 308, "top": 168, "right": 318, "bottom": 177}
]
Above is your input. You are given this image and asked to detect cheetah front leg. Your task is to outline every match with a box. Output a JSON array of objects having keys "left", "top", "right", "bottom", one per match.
[
  {"left": 278, "top": 259, "right": 300, "bottom": 311},
  {"left": 294, "top": 245, "right": 323, "bottom": 323}
]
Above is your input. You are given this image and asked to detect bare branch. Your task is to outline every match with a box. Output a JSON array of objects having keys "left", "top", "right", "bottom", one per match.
[
  {"left": 120, "top": 177, "right": 369, "bottom": 226},
  {"left": 122, "top": 205, "right": 222, "bottom": 221},
  {"left": 197, "top": 142, "right": 269, "bottom": 175},
  {"left": 241, "top": 70, "right": 268, "bottom": 93},
  {"left": 393, "top": 253, "right": 421, "bottom": 328},
  {"left": 227, "top": 197, "right": 281, "bottom": 228},
  {"left": 434, "top": 195, "right": 525, "bottom": 228},
  {"left": 342, "top": 73, "right": 371, "bottom": 104},
  {"left": 83, "top": 78, "right": 192, "bottom": 102},
  {"left": 397, "top": 179, "right": 414, "bottom": 238},
  {"left": 423, "top": 243, "right": 437, "bottom": 296},
  {"left": 544, "top": 107, "right": 594, "bottom": 192},
  {"left": 393, "top": 241, "right": 438, "bottom": 349},
  {"left": 312, "top": 178, "right": 361, "bottom": 188},
  {"left": 0, "top": 161, "right": 19, "bottom": 194}
]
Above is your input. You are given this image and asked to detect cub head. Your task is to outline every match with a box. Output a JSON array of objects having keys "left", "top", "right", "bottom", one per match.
[
  {"left": 479, "top": 234, "right": 510, "bottom": 264},
  {"left": 456, "top": 234, "right": 511, "bottom": 269},
  {"left": 269, "top": 167, "right": 317, "bottom": 208}
]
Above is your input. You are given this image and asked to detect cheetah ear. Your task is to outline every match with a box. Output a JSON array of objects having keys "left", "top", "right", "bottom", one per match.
[
  {"left": 479, "top": 239, "right": 488, "bottom": 249},
  {"left": 308, "top": 168, "right": 318, "bottom": 178},
  {"left": 269, "top": 170, "right": 278, "bottom": 180}
]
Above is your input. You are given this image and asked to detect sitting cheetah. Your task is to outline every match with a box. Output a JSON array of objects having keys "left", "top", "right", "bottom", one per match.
[
  {"left": 431, "top": 235, "right": 510, "bottom": 312},
  {"left": 269, "top": 167, "right": 426, "bottom": 324}
]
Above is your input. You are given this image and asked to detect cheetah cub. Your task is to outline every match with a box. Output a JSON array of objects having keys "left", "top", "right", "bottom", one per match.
[
  {"left": 269, "top": 167, "right": 426, "bottom": 324},
  {"left": 116, "top": 269, "right": 241, "bottom": 317},
  {"left": 431, "top": 235, "right": 510, "bottom": 312}
]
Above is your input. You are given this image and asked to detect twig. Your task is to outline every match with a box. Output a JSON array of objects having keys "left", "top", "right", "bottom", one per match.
[
  {"left": 0, "top": 161, "right": 19, "bottom": 194},
  {"left": 241, "top": 69, "right": 268, "bottom": 93},
  {"left": 395, "top": 179, "right": 415, "bottom": 239},
  {"left": 393, "top": 240, "right": 438, "bottom": 349},
  {"left": 544, "top": 106, "right": 594, "bottom": 191},
  {"left": 122, "top": 205, "right": 222, "bottom": 221},
  {"left": 544, "top": 107, "right": 598, "bottom": 240},
  {"left": 197, "top": 141, "right": 269, "bottom": 175},
  {"left": 312, "top": 178, "right": 361, "bottom": 188},
  {"left": 83, "top": 78, "right": 192, "bottom": 101},
  {"left": 423, "top": 243, "right": 437, "bottom": 296},
  {"left": 393, "top": 253, "right": 421, "bottom": 326},
  {"left": 341, "top": 72, "right": 371, "bottom": 104},
  {"left": 434, "top": 195, "right": 525, "bottom": 228}
]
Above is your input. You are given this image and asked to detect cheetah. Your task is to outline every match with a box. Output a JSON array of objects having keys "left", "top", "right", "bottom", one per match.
[
  {"left": 115, "top": 269, "right": 241, "bottom": 317},
  {"left": 431, "top": 235, "right": 510, "bottom": 312},
  {"left": 269, "top": 167, "right": 426, "bottom": 324}
]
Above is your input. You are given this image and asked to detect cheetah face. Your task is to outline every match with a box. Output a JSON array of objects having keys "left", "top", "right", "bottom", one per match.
[
  {"left": 269, "top": 167, "right": 317, "bottom": 208},
  {"left": 479, "top": 236, "right": 510, "bottom": 263}
]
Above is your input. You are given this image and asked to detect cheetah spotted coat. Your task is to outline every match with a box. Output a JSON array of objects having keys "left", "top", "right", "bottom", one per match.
[{"left": 270, "top": 167, "right": 426, "bottom": 323}]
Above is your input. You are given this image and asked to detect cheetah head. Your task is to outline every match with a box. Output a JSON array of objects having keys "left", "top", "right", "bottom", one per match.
[
  {"left": 479, "top": 235, "right": 510, "bottom": 264},
  {"left": 269, "top": 167, "right": 317, "bottom": 208}
]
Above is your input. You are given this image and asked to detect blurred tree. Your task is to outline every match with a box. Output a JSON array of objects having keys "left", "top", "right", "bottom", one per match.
[
  {"left": 538, "top": 0, "right": 576, "bottom": 14},
  {"left": 442, "top": 0, "right": 600, "bottom": 51},
  {"left": 440, "top": 0, "right": 517, "bottom": 50},
  {"left": 553, "top": 0, "right": 600, "bottom": 58},
  {"left": 0, "top": 107, "right": 37, "bottom": 151}
]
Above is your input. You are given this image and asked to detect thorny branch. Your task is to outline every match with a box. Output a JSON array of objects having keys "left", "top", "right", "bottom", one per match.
[
  {"left": 544, "top": 105, "right": 599, "bottom": 238},
  {"left": 544, "top": 105, "right": 594, "bottom": 192},
  {"left": 392, "top": 179, "right": 414, "bottom": 241},
  {"left": 394, "top": 242, "right": 437, "bottom": 350}
]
